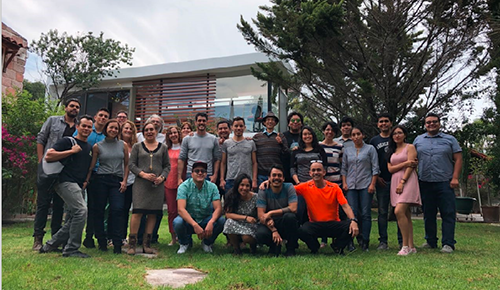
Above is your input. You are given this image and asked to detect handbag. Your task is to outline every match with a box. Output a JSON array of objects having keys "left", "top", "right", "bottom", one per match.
[{"left": 41, "top": 137, "right": 77, "bottom": 176}]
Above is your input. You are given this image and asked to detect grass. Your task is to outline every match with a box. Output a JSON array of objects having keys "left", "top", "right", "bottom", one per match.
[{"left": 2, "top": 214, "right": 500, "bottom": 290}]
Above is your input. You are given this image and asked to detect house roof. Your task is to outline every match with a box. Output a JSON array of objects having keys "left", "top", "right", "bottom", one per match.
[{"left": 2, "top": 22, "right": 28, "bottom": 48}]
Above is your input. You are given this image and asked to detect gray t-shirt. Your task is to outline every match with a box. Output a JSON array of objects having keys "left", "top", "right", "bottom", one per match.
[
  {"left": 179, "top": 132, "right": 221, "bottom": 175},
  {"left": 222, "top": 138, "right": 256, "bottom": 180},
  {"left": 257, "top": 183, "right": 297, "bottom": 212}
]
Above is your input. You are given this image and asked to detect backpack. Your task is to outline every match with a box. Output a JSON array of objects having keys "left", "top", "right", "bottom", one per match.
[{"left": 38, "top": 137, "right": 77, "bottom": 185}]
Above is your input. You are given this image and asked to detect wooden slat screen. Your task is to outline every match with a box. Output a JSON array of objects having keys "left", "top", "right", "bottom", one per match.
[{"left": 133, "top": 74, "right": 216, "bottom": 131}]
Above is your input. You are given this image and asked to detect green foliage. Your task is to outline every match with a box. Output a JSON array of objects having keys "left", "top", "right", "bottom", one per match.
[
  {"left": 30, "top": 30, "right": 134, "bottom": 106},
  {"left": 239, "top": 0, "right": 490, "bottom": 136},
  {"left": 22, "top": 80, "right": 46, "bottom": 101},
  {"left": 2, "top": 90, "right": 60, "bottom": 216}
]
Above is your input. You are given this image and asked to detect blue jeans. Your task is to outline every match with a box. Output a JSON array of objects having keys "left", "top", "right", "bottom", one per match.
[
  {"left": 347, "top": 188, "right": 373, "bottom": 243},
  {"left": 173, "top": 215, "right": 226, "bottom": 246},
  {"left": 257, "top": 175, "right": 268, "bottom": 187},
  {"left": 92, "top": 175, "right": 125, "bottom": 243},
  {"left": 419, "top": 181, "right": 456, "bottom": 249}
]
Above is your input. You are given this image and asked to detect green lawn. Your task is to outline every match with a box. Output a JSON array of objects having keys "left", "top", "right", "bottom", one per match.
[{"left": 2, "top": 216, "right": 500, "bottom": 290}]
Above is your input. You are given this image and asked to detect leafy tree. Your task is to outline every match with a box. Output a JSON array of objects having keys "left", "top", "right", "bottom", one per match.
[
  {"left": 239, "top": 0, "right": 490, "bottom": 136},
  {"left": 30, "top": 30, "right": 134, "bottom": 106},
  {"left": 22, "top": 80, "right": 46, "bottom": 101}
]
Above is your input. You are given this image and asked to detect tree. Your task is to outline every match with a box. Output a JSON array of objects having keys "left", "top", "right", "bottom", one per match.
[
  {"left": 22, "top": 80, "right": 46, "bottom": 101},
  {"left": 30, "top": 30, "right": 134, "bottom": 106},
  {"left": 239, "top": 0, "right": 491, "bottom": 136}
]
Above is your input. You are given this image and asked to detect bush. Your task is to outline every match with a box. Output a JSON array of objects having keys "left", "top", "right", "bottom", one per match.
[{"left": 2, "top": 90, "right": 61, "bottom": 217}]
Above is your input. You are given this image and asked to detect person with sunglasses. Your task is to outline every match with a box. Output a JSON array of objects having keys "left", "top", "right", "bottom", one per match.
[
  {"left": 413, "top": 113, "right": 462, "bottom": 253},
  {"left": 174, "top": 161, "right": 225, "bottom": 254},
  {"left": 282, "top": 112, "right": 304, "bottom": 183}
]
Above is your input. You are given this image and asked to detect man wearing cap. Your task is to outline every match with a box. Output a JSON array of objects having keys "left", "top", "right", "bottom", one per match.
[
  {"left": 174, "top": 161, "right": 225, "bottom": 254},
  {"left": 252, "top": 111, "right": 288, "bottom": 186}
]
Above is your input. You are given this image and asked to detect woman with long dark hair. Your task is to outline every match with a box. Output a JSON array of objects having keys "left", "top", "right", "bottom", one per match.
[
  {"left": 164, "top": 126, "right": 183, "bottom": 246},
  {"left": 341, "top": 127, "right": 379, "bottom": 252},
  {"left": 387, "top": 125, "right": 421, "bottom": 256},
  {"left": 86, "top": 119, "right": 129, "bottom": 254},
  {"left": 290, "top": 126, "right": 327, "bottom": 225},
  {"left": 222, "top": 173, "right": 258, "bottom": 255}
]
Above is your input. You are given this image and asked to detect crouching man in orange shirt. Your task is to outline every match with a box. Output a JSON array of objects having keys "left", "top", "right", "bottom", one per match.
[{"left": 296, "top": 161, "right": 359, "bottom": 255}]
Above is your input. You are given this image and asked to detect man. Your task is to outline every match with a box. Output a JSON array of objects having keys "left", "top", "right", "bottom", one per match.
[
  {"left": 296, "top": 162, "right": 359, "bottom": 255},
  {"left": 256, "top": 164, "right": 299, "bottom": 257},
  {"left": 414, "top": 113, "right": 462, "bottom": 253},
  {"left": 174, "top": 161, "right": 226, "bottom": 254},
  {"left": 137, "top": 114, "right": 165, "bottom": 143},
  {"left": 116, "top": 110, "right": 128, "bottom": 125},
  {"left": 77, "top": 107, "right": 109, "bottom": 248},
  {"left": 369, "top": 113, "right": 402, "bottom": 250},
  {"left": 216, "top": 119, "right": 231, "bottom": 144},
  {"left": 333, "top": 116, "right": 354, "bottom": 149},
  {"left": 178, "top": 113, "right": 221, "bottom": 185},
  {"left": 32, "top": 98, "right": 81, "bottom": 251},
  {"left": 220, "top": 117, "right": 258, "bottom": 192},
  {"left": 252, "top": 111, "right": 288, "bottom": 186},
  {"left": 39, "top": 115, "right": 94, "bottom": 258},
  {"left": 282, "top": 112, "right": 303, "bottom": 183}
]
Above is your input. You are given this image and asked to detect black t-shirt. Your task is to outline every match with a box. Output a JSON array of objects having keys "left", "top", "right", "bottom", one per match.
[
  {"left": 51, "top": 137, "right": 92, "bottom": 187},
  {"left": 369, "top": 135, "right": 391, "bottom": 182},
  {"left": 62, "top": 123, "right": 76, "bottom": 137},
  {"left": 282, "top": 131, "right": 299, "bottom": 183}
]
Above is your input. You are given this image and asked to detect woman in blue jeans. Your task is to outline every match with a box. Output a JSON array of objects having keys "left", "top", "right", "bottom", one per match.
[
  {"left": 86, "top": 119, "right": 129, "bottom": 254},
  {"left": 341, "top": 127, "right": 379, "bottom": 251}
]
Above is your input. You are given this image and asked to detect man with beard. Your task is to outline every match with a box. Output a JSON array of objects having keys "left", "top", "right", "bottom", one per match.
[
  {"left": 256, "top": 164, "right": 299, "bottom": 257},
  {"left": 282, "top": 112, "right": 303, "bottom": 183},
  {"left": 220, "top": 117, "right": 258, "bottom": 192},
  {"left": 296, "top": 161, "right": 359, "bottom": 255},
  {"left": 369, "top": 113, "right": 402, "bottom": 250},
  {"left": 178, "top": 113, "right": 221, "bottom": 185},
  {"left": 39, "top": 115, "right": 94, "bottom": 258},
  {"left": 32, "top": 98, "right": 81, "bottom": 251}
]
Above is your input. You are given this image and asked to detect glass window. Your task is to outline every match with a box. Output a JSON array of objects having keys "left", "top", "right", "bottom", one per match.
[
  {"left": 109, "top": 90, "right": 130, "bottom": 118},
  {"left": 85, "top": 92, "right": 108, "bottom": 116},
  {"left": 215, "top": 75, "right": 268, "bottom": 132}
]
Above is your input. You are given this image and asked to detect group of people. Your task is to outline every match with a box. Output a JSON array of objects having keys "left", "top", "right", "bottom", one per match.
[{"left": 32, "top": 100, "right": 462, "bottom": 258}]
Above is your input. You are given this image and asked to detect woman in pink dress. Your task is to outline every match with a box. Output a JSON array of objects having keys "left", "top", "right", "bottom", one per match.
[
  {"left": 387, "top": 125, "right": 421, "bottom": 256},
  {"left": 164, "top": 126, "right": 183, "bottom": 246}
]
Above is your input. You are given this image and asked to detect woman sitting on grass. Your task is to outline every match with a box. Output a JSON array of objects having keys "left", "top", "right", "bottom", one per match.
[
  {"left": 223, "top": 173, "right": 258, "bottom": 255},
  {"left": 387, "top": 125, "right": 421, "bottom": 256}
]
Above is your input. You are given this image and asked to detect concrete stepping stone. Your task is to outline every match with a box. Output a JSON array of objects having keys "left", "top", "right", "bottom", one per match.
[{"left": 145, "top": 268, "right": 207, "bottom": 288}]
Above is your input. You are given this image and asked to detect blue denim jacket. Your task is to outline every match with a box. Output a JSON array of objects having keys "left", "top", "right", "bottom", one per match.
[{"left": 37, "top": 115, "right": 69, "bottom": 154}]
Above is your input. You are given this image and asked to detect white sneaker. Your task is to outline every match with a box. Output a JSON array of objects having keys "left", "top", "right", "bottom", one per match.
[
  {"left": 202, "top": 243, "right": 213, "bottom": 253},
  {"left": 177, "top": 244, "right": 190, "bottom": 254},
  {"left": 441, "top": 245, "right": 454, "bottom": 253}
]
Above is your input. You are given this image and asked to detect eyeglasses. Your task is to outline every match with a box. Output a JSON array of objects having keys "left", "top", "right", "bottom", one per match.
[
  {"left": 425, "top": 120, "right": 439, "bottom": 125},
  {"left": 290, "top": 119, "right": 301, "bottom": 123},
  {"left": 117, "top": 115, "right": 127, "bottom": 119},
  {"left": 193, "top": 169, "right": 207, "bottom": 174},
  {"left": 310, "top": 160, "right": 323, "bottom": 164},
  {"left": 378, "top": 120, "right": 390, "bottom": 123}
]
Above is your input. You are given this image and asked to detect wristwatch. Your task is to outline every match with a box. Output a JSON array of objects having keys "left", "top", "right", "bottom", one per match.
[{"left": 350, "top": 218, "right": 358, "bottom": 223}]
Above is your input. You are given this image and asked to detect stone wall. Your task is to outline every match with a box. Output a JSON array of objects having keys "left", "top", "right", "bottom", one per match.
[{"left": 2, "top": 23, "right": 28, "bottom": 96}]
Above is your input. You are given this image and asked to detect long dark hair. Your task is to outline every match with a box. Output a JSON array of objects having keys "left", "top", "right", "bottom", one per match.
[
  {"left": 224, "top": 173, "right": 252, "bottom": 213},
  {"left": 299, "top": 126, "right": 321, "bottom": 151},
  {"left": 386, "top": 125, "right": 408, "bottom": 161}
]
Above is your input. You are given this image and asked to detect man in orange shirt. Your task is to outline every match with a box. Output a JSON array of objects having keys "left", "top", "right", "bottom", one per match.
[{"left": 296, "top": 161, "right": 359, "bottom": 255}]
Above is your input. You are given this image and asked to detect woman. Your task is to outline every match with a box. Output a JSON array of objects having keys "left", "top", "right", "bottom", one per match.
[
  {"left": 223, "top": 173, "right": 258, "bottom": 255},
  {"left": 164, "top": 126, "right": 183, "bottom": 246},
  {"left": 319, "top": 121, "right": 343, "bottom": 185},
  {"left": 119, "top": 120, "right": 138, "bottom": 243},
  {"left": 86, "top": 119, "right": 129, "bottom": 254},
  {"left": 180, "top": 122, "right": 193, "bottom": 138},
  {"left": 319, "top": 121, "right": 343, "bottom": 248},
  {"left": 127, "top": 121, "right": 170, "bottom": 255},
  {"left": 341, "top": 127, "right": 379, "bottom": 252},
  {"left": 387, "top": 125, "right": 421, "bottom": 256},
  {"left": 290, "top": 126, "right": 327, "bottom": 225}
]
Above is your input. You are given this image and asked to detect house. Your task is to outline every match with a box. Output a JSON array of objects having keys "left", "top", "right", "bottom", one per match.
[
  {"left": 64, "top": 53, "right": 292, "bottom": 132},
  {"left": 2, "top": 22, "right": 28, "bottom": 96}
]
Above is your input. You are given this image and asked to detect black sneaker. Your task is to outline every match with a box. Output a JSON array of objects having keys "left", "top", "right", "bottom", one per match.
[
  {"left": 98, "top": 239, "right": 108, "bottom": 252},
  {"left": 39, "top": 243, "right": 62, "bottom": 253},
  {"left": 285, "top": 249, "right": 296, "bottom": 257},
  {"left": 83, "top": 238, "right": 95, "bottom": 249},
  {"left": 63, "top": 250, "right": 90, "bottom": 258}
]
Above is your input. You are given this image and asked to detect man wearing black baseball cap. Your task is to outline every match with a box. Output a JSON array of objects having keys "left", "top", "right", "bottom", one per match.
[{"left": 174, "top": 161, "right": 225, "bottom": 254}]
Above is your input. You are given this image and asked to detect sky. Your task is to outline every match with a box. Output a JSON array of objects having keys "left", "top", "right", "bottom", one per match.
[
  {"left": 2, "top": 0, "right": 492, "bottom": 123},
  {"left": 2, "top": 0, "right": 271, "bottom": 81}
]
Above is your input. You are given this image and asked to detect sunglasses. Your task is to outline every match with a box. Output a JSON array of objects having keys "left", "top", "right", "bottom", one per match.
[
  {"left": 310, "top": 160, "right": 323, "bottom": 164},
  {"left": 426, "top": 120, "right": 439, "bottom": 125},
  {"left": 290, "top": 119, "right": 301, "bottom": 123},
  {"left": 193, "top": 169, "right": 207, "bottom": 174}
]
